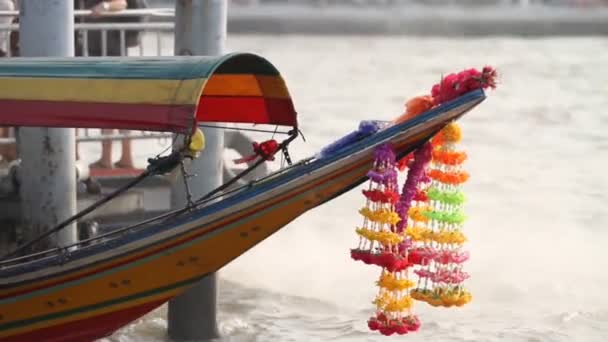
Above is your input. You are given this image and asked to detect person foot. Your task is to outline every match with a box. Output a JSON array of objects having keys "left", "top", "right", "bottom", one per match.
[
  {"left": 89, "top": 160, "right": 113, "bottom": 169},
  {"left": 84, "top": 178, "right": 102, "bottom": 194}
]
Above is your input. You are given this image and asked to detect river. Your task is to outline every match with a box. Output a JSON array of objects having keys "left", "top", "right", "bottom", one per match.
[{"left": 94, "top": 35, "right": 608, "bottom": 342}]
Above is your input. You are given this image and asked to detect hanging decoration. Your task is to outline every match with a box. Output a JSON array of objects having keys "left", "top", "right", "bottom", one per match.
[
  {"left": 408, "top": 122, "right": 472, "bottom": 308},
  {"left": 351, "top": 143, "right": 419, "bottom": 336},
  {"left": 350, "top": 66, "right": 497, "bottom": 336}
]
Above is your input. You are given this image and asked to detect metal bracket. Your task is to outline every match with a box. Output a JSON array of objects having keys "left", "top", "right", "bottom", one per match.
[
  {"left": 281, "top": 146, "right": 292, "bottom": 166},
  {"left": 180, "top": 160, "right": 196, "bottom": 209}
]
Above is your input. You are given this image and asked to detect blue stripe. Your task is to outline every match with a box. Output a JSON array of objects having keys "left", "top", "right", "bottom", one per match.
[
  {"left": 0, "top": 89, "right": 485, "bottom": 281},
  {"left": 0, "top": 53, "right": 280, "bottom": 80}
]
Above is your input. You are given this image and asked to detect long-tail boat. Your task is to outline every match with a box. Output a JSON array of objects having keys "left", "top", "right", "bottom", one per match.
[{"left": 0, "top": 52, "right": 486, "bottom": 341}]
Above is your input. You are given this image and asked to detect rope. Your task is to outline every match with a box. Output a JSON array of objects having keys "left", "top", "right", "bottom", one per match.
[
  {"left": 0, "top": 151, "right": 184, "bottom": 261},
  {"left": 192, "top": 129, "right": 299, "bottom": 204},
  {"left": 197, "top": 123, "right": 291, "bottom": 135},
  {"left": 0, "top": 130, "right": 300, "bottom": 262}
]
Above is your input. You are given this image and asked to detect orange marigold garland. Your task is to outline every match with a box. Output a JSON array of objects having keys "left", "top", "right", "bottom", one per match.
[{"left": 409, "top": 122, "right": 472, "bottom": 308}]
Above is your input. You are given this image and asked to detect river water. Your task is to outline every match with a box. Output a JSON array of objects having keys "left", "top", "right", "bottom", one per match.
[{"left": 96, "top": 36, "right": 608, "bottom": 341}]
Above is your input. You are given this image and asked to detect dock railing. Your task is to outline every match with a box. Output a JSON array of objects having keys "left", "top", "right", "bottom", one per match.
[{"left": 0, "top": 8, "right": 176, "bottom": 147}]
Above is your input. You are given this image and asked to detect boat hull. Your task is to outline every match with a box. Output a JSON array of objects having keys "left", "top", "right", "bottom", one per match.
[{"left": 0, "top": 90, "right": 485, "bottom": 341}]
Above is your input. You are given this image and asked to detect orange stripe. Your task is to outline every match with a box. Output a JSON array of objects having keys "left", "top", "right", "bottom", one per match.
[
  {"left": 256, "top": 75, "right": 291, "bottom": 99},
  {"left": 201, "top": 74, "right": 291, "bottom": 99}
]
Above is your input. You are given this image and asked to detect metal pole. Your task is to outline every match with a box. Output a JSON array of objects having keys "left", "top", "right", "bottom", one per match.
[
  {"left": 168, "top": 0, "right": 227, "bottom": 340},
  {"left": 17, "top": 0, "right": 77, "bottom": 252}
]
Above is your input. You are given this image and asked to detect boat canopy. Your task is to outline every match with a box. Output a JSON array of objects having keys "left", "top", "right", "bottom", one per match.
[{"left": 0, "top": 53, "right": 297, "bottom": 133}]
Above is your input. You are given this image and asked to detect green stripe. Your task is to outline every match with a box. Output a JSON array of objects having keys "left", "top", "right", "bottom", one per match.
[
  {"left": 0, "top": 161, "right": 369, "bottom": 331},
  {"left": 0, "top": 53, "right": 280, "bottom": 80}
]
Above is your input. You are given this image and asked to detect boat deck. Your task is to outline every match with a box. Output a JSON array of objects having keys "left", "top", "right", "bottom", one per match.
[{"left": 0, "top": 166, "right": 173, "bottom": 253}]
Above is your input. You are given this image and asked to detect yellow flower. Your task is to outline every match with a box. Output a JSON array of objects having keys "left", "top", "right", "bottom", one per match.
[
  {"left": 373, "top": 292, "right": 393, "bottom": 309},
  {"left": 377, "top": 273, "right": 415, "bottom": 291},
  {"left": 408, "top": 207, "right": 430, "bottom": 223},
  {"left": 359, "top": 208, "right": 401, "bottom": 225},
  {"left": 384, "top": 296, "right": 413, "bottom": 312},
  {"left": 377, "top": 231, "right": 403, "bottom": 245},
  {"left": 440, "top": 122, "right": 462, "bottom": 144},
  {"left": 441, "top": 293, "right": 460, "bottom": 307},
  {"left": 405, "top": 226, "right": 425, "bottom": 241}
]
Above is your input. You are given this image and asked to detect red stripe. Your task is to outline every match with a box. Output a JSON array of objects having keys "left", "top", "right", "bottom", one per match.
[
  {"left": 0, "top": 99, "right": 195, "bottom": 133},
  {"left": 197, "top": 96, "right": 297, "bottom": 127},
  {"left": 0, "top": 297, "right": 168, "bottom": 342}
]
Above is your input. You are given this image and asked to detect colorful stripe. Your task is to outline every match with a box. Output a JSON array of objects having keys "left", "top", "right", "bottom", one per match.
[
  {"left": 0, "top": 54, "right": 268, "bottom": 80},
  {"left": 0, "top": 297, "right": 170, "bottom": 342},
  {"left": 0, "top": 53, "right": 298, "bottom": 132},
  {"left": 0, "top": 99, "right": 195, "bottom": 132},
  {"left": 0, "top": 77, "right": 204, "bottom": 105},
  {"left": 201, "top": 74, "right": 291, "bottom": 99},
  {"left": 197, "top": 97, "right": 297, "bottom": 127},
  {"left": 0, "top": 74, "right": 291, "bottom": 104}
]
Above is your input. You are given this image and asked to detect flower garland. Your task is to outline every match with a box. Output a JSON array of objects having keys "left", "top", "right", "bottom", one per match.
[
  {"left": 409, "top": 122, "right": 473, "bottom": 308},
  {"left": 350, "top": 144, "right": 420, "bottom": 336},
  {"left": 351, "top": 66, "right": 497, "bottom": 335}
]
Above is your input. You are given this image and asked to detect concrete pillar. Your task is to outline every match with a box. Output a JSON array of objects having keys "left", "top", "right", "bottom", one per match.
[
  {"left": 168, "top": 0, "right": 227, "bottom": 340},
  {"left": 17, "top": 0, "right": 77, "bottom": 252}
]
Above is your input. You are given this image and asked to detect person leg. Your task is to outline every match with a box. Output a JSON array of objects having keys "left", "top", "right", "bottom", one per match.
[
  {"left": 89, "top": 129, "right": 114, "bottom": 169},
  {"left": 0, "top": 127, "right": 17, "bottom": 162},
  {"left": 115, "top": 129, "right": 134, "bottom": 169},
  {"left": 75, "top": 129, "right": 80, "bottom": 160},
  {"left": 0, "top": 127, "right": 8, "bottom": 161}
]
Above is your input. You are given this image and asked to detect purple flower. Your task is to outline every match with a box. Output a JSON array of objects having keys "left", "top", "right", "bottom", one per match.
[{"left": 395, "top": 142, "right": 433, "bottom": 232}]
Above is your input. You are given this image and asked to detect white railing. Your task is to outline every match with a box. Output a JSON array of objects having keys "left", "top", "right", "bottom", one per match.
[
  {"left": 0, "top": 9, "right": 175, "bottom": 57},
  {"left": 0, "top": 9, "right": 176, "bottom": 146}
]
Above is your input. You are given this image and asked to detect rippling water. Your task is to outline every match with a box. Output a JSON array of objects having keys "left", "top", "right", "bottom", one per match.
[{"left": 96, "top": 36, "right": 608, "bottom": 341}]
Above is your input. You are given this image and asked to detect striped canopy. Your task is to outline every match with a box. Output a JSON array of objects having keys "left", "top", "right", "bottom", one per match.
[{"left": 0, "top": 53, "right": 297, "bottom": 133}]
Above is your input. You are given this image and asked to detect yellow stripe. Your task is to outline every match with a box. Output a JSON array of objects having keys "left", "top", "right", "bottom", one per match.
[{"left": 0, "top": 77, "right": 205, "bottom": 105}]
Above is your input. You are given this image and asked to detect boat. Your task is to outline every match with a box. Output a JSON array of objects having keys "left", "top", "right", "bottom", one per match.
[{"left": 0, "top": 52, "right": 486, "bottom": 341}]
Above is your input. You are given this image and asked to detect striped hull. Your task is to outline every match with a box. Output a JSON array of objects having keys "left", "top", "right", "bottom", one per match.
[
  {"left": 0, "top": 298, "right": 168, "bottom": 342},
  {"left": 0, "top": 91, "right": 485, "bottom": 341}
]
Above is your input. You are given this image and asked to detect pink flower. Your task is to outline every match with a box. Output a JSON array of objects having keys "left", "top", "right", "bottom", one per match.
[
  {"left": 431, "top": 66, "right": 498, "bottom": 105},
  {"left": 414, "top": 269, "right": 433, "bottom": 278}
]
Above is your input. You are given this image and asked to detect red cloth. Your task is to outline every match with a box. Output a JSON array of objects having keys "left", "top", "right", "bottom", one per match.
[{"left": 233, "top": 139, "right": 280, "bottom": 164}]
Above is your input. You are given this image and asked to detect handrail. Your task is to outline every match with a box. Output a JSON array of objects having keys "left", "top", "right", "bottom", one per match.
[
  {"left": 0, "top": 22, "right": 174, "bottom": 30},
  {"left": 0, "top": 133, "right": 171, "bottom": 146},
  {"left": 0, "top": 8, "right": 175, "bottom": 18}
]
